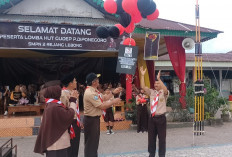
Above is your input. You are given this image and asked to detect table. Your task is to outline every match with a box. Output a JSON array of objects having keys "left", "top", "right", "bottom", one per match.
[{"left": 8, "top": 105, "right": 41, "bottom": 115}]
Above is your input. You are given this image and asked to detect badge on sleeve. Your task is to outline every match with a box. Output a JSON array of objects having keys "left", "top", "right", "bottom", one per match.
[{"left": 94, "top": 96, "right": 99, "bottom": 100}]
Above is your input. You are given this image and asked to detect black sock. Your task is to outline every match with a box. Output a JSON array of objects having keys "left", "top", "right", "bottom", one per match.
[
  {"left": 106, "top": 126, "right": 109, "bottom": 131},
  {"left": 110, "top": 126, "right": 113, "bottom": 130}
]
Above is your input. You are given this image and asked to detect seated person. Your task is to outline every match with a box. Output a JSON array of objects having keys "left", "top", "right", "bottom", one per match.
[
  {"left": 28, "top": 84, "right": 37, "bottom": 104},
  {"left": 9, "top": 85, "right": 22, "bottom": 105},
  {"left": 20, "top": 85, "right": 27, "bottom": 98}
]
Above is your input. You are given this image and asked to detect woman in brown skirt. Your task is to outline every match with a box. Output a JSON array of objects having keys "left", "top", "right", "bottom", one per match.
[{"left": 136, "top": 89, "right": 149, "bottom": 133}]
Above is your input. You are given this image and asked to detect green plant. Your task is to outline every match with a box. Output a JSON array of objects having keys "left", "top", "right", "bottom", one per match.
[
  {"left": 205, "top": 112, "right": 214, "bottom": 120},
  {"left": 124, "top": 96, "right": 137, "bottom": 124},
  {"left": 166, "top": 94, "right": 181, "bottom": 110},
  {"left": 204, "top": 78, "right": 225, "bottom": 117},
  {"left": 221, "top": 104, "right": 230, "bottom": 115},
  {"left": 186, "top": 83, "right": 195, "bottom": 109},
  {"left": 124, "top": 96, "right": 136, "bottom": 111}
]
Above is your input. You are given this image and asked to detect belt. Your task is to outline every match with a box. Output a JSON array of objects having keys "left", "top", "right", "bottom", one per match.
[
  {"left": 84, "top": 115, "right": 101, "bottom": 119},
  {"left": 151, "top": 114, "right": 165, "bottom": 118}
]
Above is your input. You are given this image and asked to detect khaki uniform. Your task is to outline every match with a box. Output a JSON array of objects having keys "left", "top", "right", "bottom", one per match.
[
  {"left": 83, "top": 86, "right": 103, "bottom": 157},
  {"left": 144, "top": 87, "right": 169, "bottom": 115},
  {"left": 143, "top": 87, "right": 169, "bottom": 157},
  {"left": 84, "top": 86, "right": 103, "bottom": 117},
  {"left": 60, "top": 89, "right": 80, "bottom": 157},
  {"left": 60, "top": 90, "right": 77, "bottom": 119}
]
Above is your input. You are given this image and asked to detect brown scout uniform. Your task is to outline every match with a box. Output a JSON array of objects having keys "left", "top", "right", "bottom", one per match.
[
  {"left": 136, "top": 94, "right": 149, "bottom": 133},
  {"left": 83, "top": 86, "right": 103, "bottom": 157},
  {"left": 144, "top": 87, "right": 169, "bottom": 157}
]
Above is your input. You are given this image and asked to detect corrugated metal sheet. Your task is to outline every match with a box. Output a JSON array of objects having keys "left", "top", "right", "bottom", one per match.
[
  {"left": 0, "top": 14, "right": 118, "bottom": 26},
  {"left": 139, "top": 18, "right": 222, "bottom": 34}
]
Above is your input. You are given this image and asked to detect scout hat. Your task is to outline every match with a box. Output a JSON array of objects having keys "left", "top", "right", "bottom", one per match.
[{"left": 86, "top": 73, "right": 101, "bottom": 85}]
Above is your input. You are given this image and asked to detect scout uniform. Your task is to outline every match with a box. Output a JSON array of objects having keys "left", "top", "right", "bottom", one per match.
[
  {"left": 84, "top": 86, "right": 103, "bottom": 157},
  {"left": 143, "top": 87, "right": 169, "bottom": 157},
  {"left": 136, "top": 93, "right": 149, "bottom": 133},
  {"left": 60, "top": 89, "right": 80, "bottom": 157}
]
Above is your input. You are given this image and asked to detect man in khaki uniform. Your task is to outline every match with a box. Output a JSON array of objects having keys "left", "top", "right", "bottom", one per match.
[
  {"left": 60, "top": 73, "right": 82, "bottom": 157},
  {"left": 83, "top": 73, "right": 121, "bottom": 157},
  {"left": 140, "top": 66, "right": 169, "bottom": 157}
]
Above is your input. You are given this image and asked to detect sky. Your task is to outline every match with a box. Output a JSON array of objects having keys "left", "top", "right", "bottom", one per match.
[{"left": 155, "top": 0, "right": 232, "bottom": 53}]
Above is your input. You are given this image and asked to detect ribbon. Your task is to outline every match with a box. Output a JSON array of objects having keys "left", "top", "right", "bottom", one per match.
[{"left": 151, "top": 93, "right": 159, "bottom": 117}]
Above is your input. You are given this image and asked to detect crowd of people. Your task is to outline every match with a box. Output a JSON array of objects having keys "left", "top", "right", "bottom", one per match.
[
  {"left": 33, "top": 73, "right": 123, "bottom": 157},
  {"left": 0, "top": 84, "right": 37, "bottom": 115},
  {"left": 1, "top": 67, "right": 169, "bottom": 157}
]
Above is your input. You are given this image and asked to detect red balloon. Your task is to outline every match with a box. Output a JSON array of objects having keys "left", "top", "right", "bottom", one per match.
[
  {"left": 122, "top": 0, "right": 137, "bottom": 14},
  {"left": 147, "top": 9, "right": 159, "bottom": 21},
  {"left": 132, "top": 10, "right": 142, "bottom": 23},
  {"left": 115, "top": 24, "right": 125, "bottom": 35},
  {"left": 123, "top": 38, "right": 136, "bottom": 46},
  {"left": 125, "top": 21, "right": 135, "bottom": 34},
  {"left": 104, "top": 0, "right": 117, "bottom": 14}
]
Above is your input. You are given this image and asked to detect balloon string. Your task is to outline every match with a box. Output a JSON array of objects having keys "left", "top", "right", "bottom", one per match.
[{"left": 129, "top": 33, "right": 132, "bottom": 46}]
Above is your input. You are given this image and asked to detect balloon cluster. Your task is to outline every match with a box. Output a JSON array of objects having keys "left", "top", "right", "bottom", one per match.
[{"left": 96, "top": 0, "right": 159, "bottom": 46}]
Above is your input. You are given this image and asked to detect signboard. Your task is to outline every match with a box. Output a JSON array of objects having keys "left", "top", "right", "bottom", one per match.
[
  {"left": 116, "top": 45, "right": 138, "bottom": 75},
  {"left": 0, "top": 22, "right": 124, "bottom": 51},
  {"left": 144, "top": 32, "right": 160, "bottom": 60}
]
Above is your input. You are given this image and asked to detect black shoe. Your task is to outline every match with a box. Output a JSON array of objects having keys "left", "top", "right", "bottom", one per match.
[{"left": 149, "top": 153, "right": 155, "bottom": 157}]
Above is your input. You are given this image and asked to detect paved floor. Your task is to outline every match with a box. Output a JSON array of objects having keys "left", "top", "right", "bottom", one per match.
[{"left": 1, "top": 122, "right": 232, "bottom": 157}]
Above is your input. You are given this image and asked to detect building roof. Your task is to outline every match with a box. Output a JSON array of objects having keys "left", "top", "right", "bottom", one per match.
[
  {"left": 139, "top": 18, "right": 222, "bottom": 34},
  {"left": 158, "top": 52, "right": 232, "bottom": 62}
]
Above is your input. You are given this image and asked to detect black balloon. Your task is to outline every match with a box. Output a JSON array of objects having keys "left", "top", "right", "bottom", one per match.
[
  {"left": 137, "top": 0, "right": 151, "bottom": 13},
  {"left": 119, "top": 12, "right": 131, "bottom": 28},
  {"left": 141, "top": 12, "right": 147, "bottom": 18},
  {"left": 142, "top": 1, "right": 156, "bottom": 16},
  {"left": 116, "top": 0, "right": 124, "bottom": 14},
  {"left": 109, "top": 26, "right": 120, "bottom": 38},
  {"left": 96, "top": 26, "right": 109, "bottom": 38}
]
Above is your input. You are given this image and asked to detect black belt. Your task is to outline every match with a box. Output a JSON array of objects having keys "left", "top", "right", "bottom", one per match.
[
  {"left": 84, "top": 115, "right": 101, "bottom": 119},
  {"left": 151, "top": 114, "right": 165, "bottom": 118}
]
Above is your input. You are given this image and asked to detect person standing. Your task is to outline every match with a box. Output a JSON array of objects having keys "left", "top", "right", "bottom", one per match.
[
  {"left": 140, "top": 67, "right": 169, "bottom": 157},
  {"left": 103, "top": 88, "right": 115, "bottom": 135},
  {"left": 34, "top": 80, "right": 76, "bottom": 157},
  {"left": 136, "top": 89, "right": 149, "bottom": 133},
  {"left": 83, "top": 73, "right": 121, "bottom": 157},
  {"left": 61, "top": 74, "right": 82, "bottom": 157}
]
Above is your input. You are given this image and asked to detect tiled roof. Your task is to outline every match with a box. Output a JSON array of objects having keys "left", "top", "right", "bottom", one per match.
[{"left": 158, "top": 52, "right": 232, "bottom": 62}]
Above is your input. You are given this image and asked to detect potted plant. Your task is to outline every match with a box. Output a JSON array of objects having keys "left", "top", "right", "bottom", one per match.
[
  {"left": 124, "top": 96, "right": 137, "bottom": 124},
  {"left": 220, "top": 104, "right": 230, "bottom": 122}
]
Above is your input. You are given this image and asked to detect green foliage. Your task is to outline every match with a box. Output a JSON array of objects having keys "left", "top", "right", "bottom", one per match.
[
  {"left": 220, "top": 104, "right": 230, "bottom": 115},
  {"left": 204, "top": 79, "right": 225, "bottom": 117},
  {"left": 186, "top": 83, "right": 195, "bottom": 109},
  {"left": 166, "top": 94, "right": 181, "bottom": 110},
  {"left": 124, "top": 96, "right": 137, "bottom": 124},
  {"left": 125, "top": 97, "right": 136, "bottom": 111}
]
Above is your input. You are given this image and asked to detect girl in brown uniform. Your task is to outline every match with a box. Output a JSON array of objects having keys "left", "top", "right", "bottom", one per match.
[{"left": 136, "top": 89, "right": 149, "bottom": 133}]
